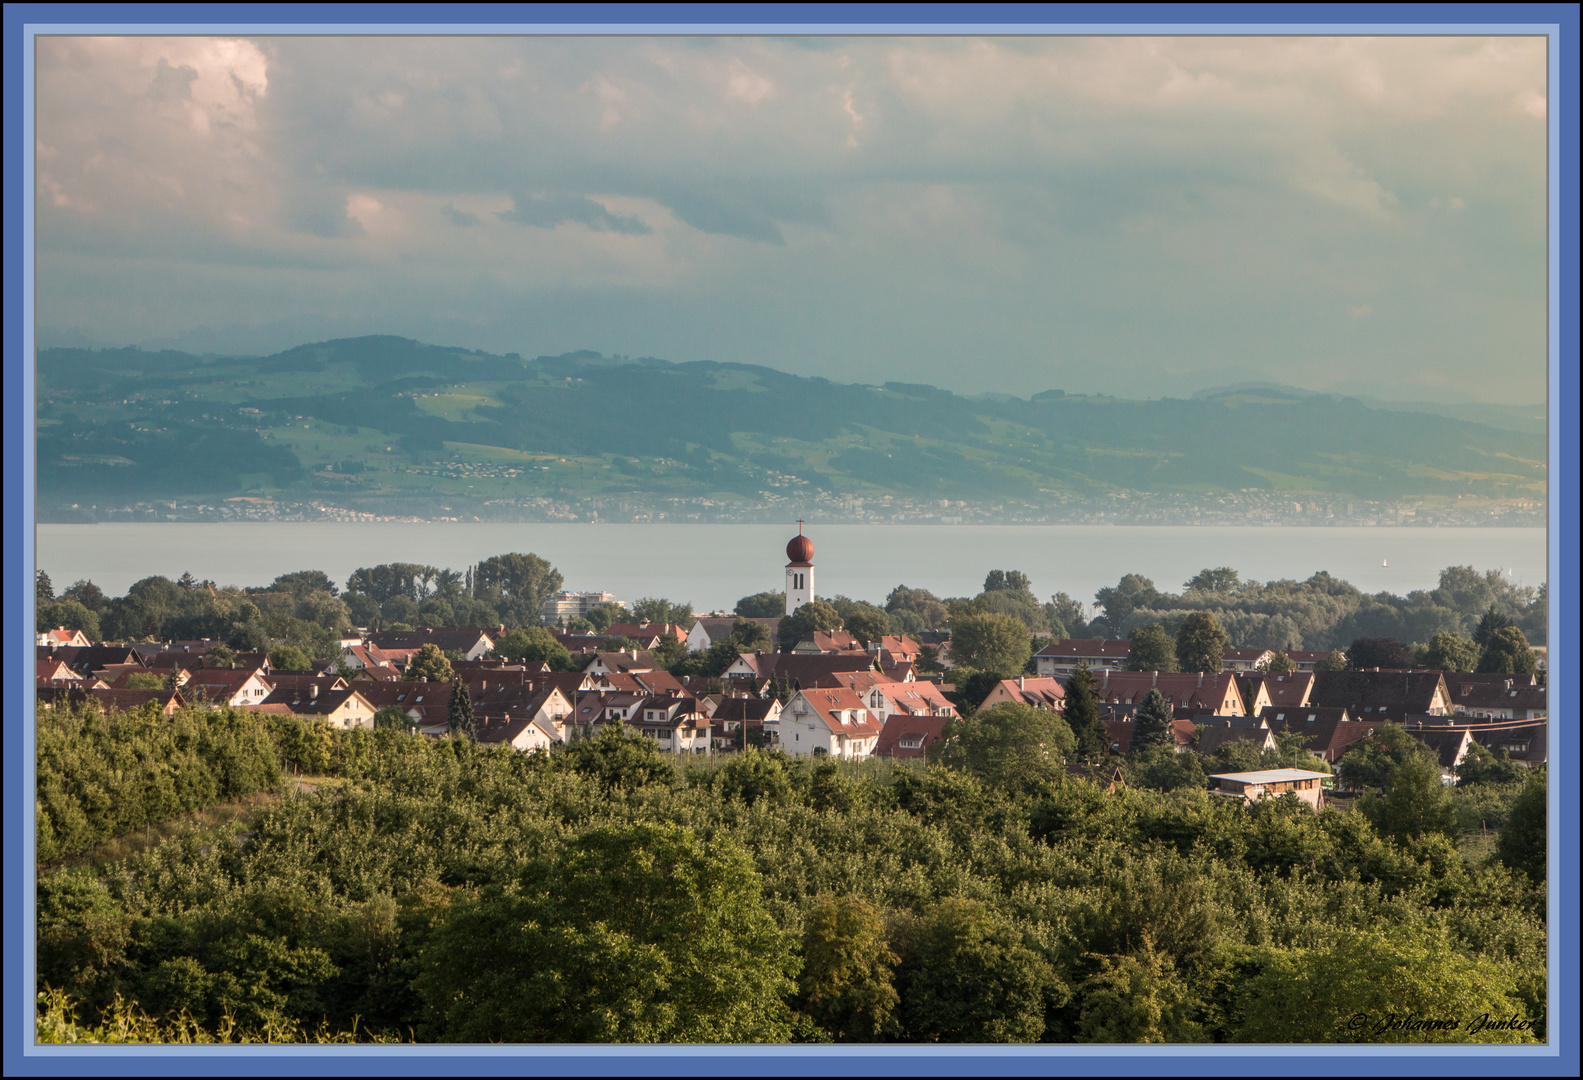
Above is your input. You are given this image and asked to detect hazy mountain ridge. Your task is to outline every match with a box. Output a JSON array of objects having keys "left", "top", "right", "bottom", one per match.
[{"left": 35, "top": 336, "right": 1547, "bottom": 520}]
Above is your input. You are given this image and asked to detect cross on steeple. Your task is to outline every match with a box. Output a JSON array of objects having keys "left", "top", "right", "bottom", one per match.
[{"left": 797, "top": 518, "right": 804, "bottom": 534}]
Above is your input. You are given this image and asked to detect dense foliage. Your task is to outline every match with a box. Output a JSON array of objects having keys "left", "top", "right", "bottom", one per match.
[{"left": 35, "top": 706, "right": 1545, "bottom": 1045}]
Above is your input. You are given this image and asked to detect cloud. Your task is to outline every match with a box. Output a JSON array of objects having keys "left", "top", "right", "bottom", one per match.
[
  {"left": 496, "top": 193, "right": 652, "bottom": 235},
  {"left": 32, "top": 34, "right": 1549, "bottom": 405}
]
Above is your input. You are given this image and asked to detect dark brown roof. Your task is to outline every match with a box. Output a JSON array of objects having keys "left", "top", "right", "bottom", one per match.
[
  {"left": 1310, "top": 671, "right": 1449, "bottom": 714},
  {"left": 1035, "top": 638, "right": 1131, "bottom": 660}
]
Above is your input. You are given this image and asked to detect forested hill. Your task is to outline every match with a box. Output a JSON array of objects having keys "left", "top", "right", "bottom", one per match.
[{"left": 36, "top": 336, "right": 1547, "bottom": 518}]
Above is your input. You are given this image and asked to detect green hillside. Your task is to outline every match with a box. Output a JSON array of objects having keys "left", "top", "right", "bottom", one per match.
[{"left": 35, "top": 336, "right": 1547, "bottom": 520}]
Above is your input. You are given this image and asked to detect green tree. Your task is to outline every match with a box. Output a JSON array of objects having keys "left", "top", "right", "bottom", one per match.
[
  {"left": 585, "top": 601, "right": 625, "bottom": 632},
  {"left": 1476, "top": 625, "right": 1538, "bottom": 675},
  {"left": 630, "top": 596, "right": 694, "bottom": 628},
  {"left": 447, "top": 680, "right": 476, "bottom": 741},
  {"left": 1359, "top": 752, "right": 1459, "bottom": 843},
  {"left": 729, "top": 617, "right": 773, "bottom": 652},
  {"left": 1074, "top": 936, "right": 1206, "bottom": 1043},
  {"left": 1472, "top": 605, "right": 1516, "bottom": 649},
  {"left": 797, "top": 896, "right": 900, "bottom": 1042},
  {"left": 1131, "top": 742, "right": 1206, "bottom": 792},
  {"left": 843, "top": 608, "right": 891, "bottom": 647},
  {"left": 1233, "top": 929, "right": 1538, "bottom": 1043},
  {"left": 1418, "top": 632, "right": 1479, "bottom": 672},
  {"left": 1454, "top": 742, "right": 1530, "bottom": 788},
  {"left": 403, "top": 643, "right": 454, "bottom": 683},
  {"left": 565, "top": 721, "right": 676, "bottom": 791},
  {"left": 1126, "top": 624, "right": 1177, "bottom": 672},
  {"left": 269, "top": 645, "right": 313, "bottom": 672},
  {"left": 983, "top": 569, "right": 1033, "bottom": 595},
  {"left": 1336, "top": 723, "right": 1433, "bottom": 793},
  {"left": 473, "top": 552, "right": 563, "bottom": 625},
  {"left": 63, "top": 580, "right": 106, "bottom": 612},
  {"left": 372, "top": 705, "right": 413, "bottom": 732},
  {"left": 1347, "top": 636, "right": 1412, "bottom": 670},
  {"left": 270, "top": 570, "right": 339, "bottom": 598},
  {"left": 1094, "top": 574, "right": 1160, "bottom": 626},
  {"left": 203, "top": 643, "right": 236, "bottom": 669},
  {"left": 1063, "top": 665, "right": 1108, "bottom": 762},
  {"left": 121, "top": 672, "right": 167, "bottom": 690},
  {"left": 35, "top": 600, "right": 101, "bottom": 643},
  {"left": 1184, "top": 567, "right": 1241, "bottom": 594},
  {"left": 885, "top": 585, "right": 949, "bottom": 631},
  {"left": 1045, "top": 592, "right": 1088, "bottom": 639},
  {"left": 949, "top": 612, "right": 1031, "bottom": 676},
  {"left": 1317, "top": 649, "right": 1348, "bottom": 672},
  {"left": 1263, "top": 651, "right": 1296, "bottom": 674},
  {"left": 1130, "top": 689, "right": 1174, "bottom": 756},
  {"left": 492, "top": 626, "right": 573, "bottom": 671},
  {"left": 37, "top": 569, "right": 55, "bottom": 603},
  {"left": 895, "top": 898, "right": 1065, "bottom": 1043},
  {"left": 933, "top": 703, "right": 1075, "bottom": 792},
  {"left": 412, "top": 823, "right": 798, "bottom": 1042},
  {"left": 1497, "top": 772, "right": 1546, "bottom": 884},
  {"left": 778, "top": 600, "right": 844, "bottom": 653},
  {"left": 1174, "top": 612, "right": 1227, "bottom": 674},
  {"left": 735, "top": 591, "right": 784, "bottom": 618}
]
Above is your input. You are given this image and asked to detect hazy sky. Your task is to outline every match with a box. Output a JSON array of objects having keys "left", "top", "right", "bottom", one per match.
[{"left": 34, "top": 34, "right": 1548, "bottom": 403}]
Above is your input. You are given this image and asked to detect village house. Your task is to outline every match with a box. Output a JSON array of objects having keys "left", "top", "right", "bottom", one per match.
[
  {"left": 36, "top": 686, "right": 185, "bottom": 717},
  {"left": 685, "top": 616, "right": 781, "bottom": 654},
  {"left": 706, "top": 695, "right": 784, "bottom": 751},
  {"left": 471, "top": 688, "right": 574, "bottom": 750},
  {"left": 1443, "top": 675, "right": 1547, "bottom": 720},
  {"left": 367, "top": 627, "right": 497, "bottom": 661},
  {"left": 1209, "top": 768, "right": 1330, "bottom": 809},
  {"left": 1309, "top": 670, "right": 1453, "bottom": 720},
  {"left": 792, "top": 630, "right": 867, "bottom": 655},
  {"left": 976, "top": 675, "right": 1066, "bottom": 715},
  {"left": 780, "top": 687, "right": 883, "bottom": 760},
  {"left": 184, "top": 667, "right": 274, "bottom": 707},
  {"left": 1033, "top": 638, "right": 1131, "bottom": 678},
  {"left": 1090, "top": 670, "right": 1248, "bottom": 717},
  {"left": 723, "top": 651, "right": 878, "bottom": 688},
  {"left": 1221, "top": 647, "right": 1276, "bottom": 673},
  {"left": 1466, "top": 720, "right": 1547, "bottom": 770},
  {"left": 1239, "top": 671, "right": 1315, "bottom": 711},
  {"left": 1258, "top": 707, "right": 1380, "bottom": 764},
  {"left": 37, "top": 627, "right": 90, "bottom": 648},
  {"left": 255, "top": 685, "right": 376, "bottom": 730},
  {"left": 874, "top": 713, "right": 953, "bottom": 759}
]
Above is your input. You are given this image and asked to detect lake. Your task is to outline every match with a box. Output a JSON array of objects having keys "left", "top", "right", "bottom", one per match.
[{"left": 34, "top": 523, "right": 1548, "bottom": 615}]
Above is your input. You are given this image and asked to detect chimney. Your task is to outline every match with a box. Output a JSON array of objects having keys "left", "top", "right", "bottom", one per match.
[
  {"left": 310, "top": 684, "right": 319, "bottom": 699},
  {"left": 1018, "top": 676, "right": 1025, "bottom": 690},
  {"left": 1151, "top": 671, "right": 1158, "bottom": 688},
  {"left": 1197, "top": 672, "right": 1204, "bottom": 687}
]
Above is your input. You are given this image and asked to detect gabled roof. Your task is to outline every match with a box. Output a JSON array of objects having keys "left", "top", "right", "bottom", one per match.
[
  {"left": 732, "top": 652, "right": 877, "bottom": 685},
  {"left": 981, "top": 676, "right": 1066, "bottom": 713},
  {"left": 787, "top": 687, "right": 883, "bottom": 738},
  {"left": 875, "top": 714, "right": 952, "bottom": 757},
  {"left": 258, "top": 685, "right": 370, "bottom": 716},
  {"left": 368, "top": 627, "right": 496, "bottom": 653},
  {"left": 710, "top": 696, "right": 782, "bottom": 723},
  {"left": 1035, "top": 638, "right": 1131, "bottom": 660},
  {"left": 1310, "top": 671, "right": 1449, "bottom": 712}
]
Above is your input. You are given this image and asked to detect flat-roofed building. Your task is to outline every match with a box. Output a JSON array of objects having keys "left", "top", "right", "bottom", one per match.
[{"left": 1209, "top": 768, "right": 1330, "bottom": 810}]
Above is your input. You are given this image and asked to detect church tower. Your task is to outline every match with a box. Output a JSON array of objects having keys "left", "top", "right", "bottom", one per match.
[{"left": 785, "top": 521, "right": 815, "bottom": 616}]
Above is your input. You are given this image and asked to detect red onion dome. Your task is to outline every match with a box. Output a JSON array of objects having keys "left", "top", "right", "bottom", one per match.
[{"left": 786, "top": 533, "right": 815, "bottom": 563}]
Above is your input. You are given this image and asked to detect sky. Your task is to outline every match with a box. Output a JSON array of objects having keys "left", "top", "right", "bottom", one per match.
[{"left": 33, "top": 33, "right": 1549, "bottom": 404}]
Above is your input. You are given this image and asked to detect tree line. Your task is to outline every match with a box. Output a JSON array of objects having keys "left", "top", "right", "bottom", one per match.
[{"left": 36, "top": 702, "right": 1545, "bottom": 1045}]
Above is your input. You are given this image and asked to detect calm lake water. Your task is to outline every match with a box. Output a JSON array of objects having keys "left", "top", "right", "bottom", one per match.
[{"left": 35, "top": 524, "right": 1548, "bottom": 615}]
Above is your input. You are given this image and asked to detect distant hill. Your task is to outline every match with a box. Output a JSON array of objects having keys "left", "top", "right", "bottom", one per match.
[{"left": 35, "top": 336, "right": 1547, "bottom": 518}]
